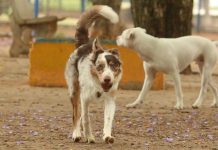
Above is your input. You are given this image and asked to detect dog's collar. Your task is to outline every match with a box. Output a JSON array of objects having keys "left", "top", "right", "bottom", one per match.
[{"left": 96, "top": 91, "right": 102, "bottom": 98}]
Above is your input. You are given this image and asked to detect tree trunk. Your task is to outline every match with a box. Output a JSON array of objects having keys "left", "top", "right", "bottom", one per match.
[
  {"left": 130, "top": 0, "right": 193, "bottom": 74},
  {"left": 91, "top": 0, "right": 122, "bottom": 39}
]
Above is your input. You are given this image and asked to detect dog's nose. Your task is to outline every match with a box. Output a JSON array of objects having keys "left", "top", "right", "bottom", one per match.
[{"left": 104, "top": 77, "right": 111, "bottom": 83}]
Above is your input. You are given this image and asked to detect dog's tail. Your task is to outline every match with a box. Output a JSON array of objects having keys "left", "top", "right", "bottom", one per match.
[{"left": 75, "top": 5, "right": 119, "bottom": 48}]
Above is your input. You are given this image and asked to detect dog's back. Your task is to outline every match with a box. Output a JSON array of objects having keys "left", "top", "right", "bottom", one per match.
[{"left": 65, "top": 5, "right": 119, "bottom": 129}]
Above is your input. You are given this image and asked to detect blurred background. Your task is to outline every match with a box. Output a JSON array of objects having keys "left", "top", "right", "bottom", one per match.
[{"left": 0, "top": 0, "right": 218, "bottom": 57}]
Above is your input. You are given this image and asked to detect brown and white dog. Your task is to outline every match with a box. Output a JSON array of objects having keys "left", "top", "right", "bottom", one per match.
[{"left": 65, "top": 5, "right": 122, "bottom": 144}]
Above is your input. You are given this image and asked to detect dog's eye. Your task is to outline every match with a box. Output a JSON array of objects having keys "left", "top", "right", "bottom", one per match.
[
  {"left": 96, "top": 64, "right": 105, "bottom": 71},
  {"left": 110, "top": 63, "right": 119, "bottom": 71}
]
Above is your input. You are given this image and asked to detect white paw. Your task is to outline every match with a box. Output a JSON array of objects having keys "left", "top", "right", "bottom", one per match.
[
  {"left": 174, "top": 103, "right": 183, "bottom": 110},
  {"left": 211, "top": 102, "right": 218, "bottom": 108},
  {"left": 192, "top": 103, "right": 200, "bottom": 109},
  {"left": 72, "top": 136, "right": 81, "bottom": 142},
  {"left": 72, "top": 130, "right": 82, "bottom": 142},
  {"left": 103, "top": 135, "right": 114, "bottom": 144},
  {"left": 126, "top": 101, "right": 141, "bottom": 108},
  {"left": 86, "top": 136, "right": 95, "bottom": 144}
]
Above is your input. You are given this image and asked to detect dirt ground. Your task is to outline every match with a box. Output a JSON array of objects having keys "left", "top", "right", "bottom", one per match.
[{"left": 0, "top": 25, "right": 218, "bottom": 150}]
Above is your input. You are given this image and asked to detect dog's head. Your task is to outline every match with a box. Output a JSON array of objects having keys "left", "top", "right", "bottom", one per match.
[
  {"left": 91, "top": 38, "right": 122, "bottom": 92},
  {"left": 116, "top": 27, "right": 146, "bottom": 48}
]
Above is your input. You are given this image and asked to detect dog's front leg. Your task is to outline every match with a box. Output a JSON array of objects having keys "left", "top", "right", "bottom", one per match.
[
  {"left": 171, "top": 72, "right": 184, "bottom": 109},
  {"left": 103, "top": 97, "right": 115, "bottom": 144},
  {"left": 81, "top": 99, "right": 95, "bottom": 143},
  {"left": 126, "top": 64, "right": 156, "bottom": 108}
]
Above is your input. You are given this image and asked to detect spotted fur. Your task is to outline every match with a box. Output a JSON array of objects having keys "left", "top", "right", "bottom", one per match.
[{"left": 65, "top": 5, "right": 122, "bottom": 144}]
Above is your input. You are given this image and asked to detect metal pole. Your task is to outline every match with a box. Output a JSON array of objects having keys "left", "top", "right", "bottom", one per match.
[
  {"left": 34, "top": 0, "right": 39, "bottom": 17},
  {"left": 81, "top": 0, "right": 86, "bottom": 12},
  {"left": 196, "top": 0, "right": 202, "bottom": 32}
]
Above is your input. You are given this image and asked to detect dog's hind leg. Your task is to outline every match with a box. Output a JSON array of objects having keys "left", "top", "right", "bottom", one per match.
[
  {"left": 126, "top": 63, "right": 156, "bottom": 108},
  {"left": 192, "top": 64, "right": 211, "bottom": 108},
  {"left": 103, "top": 97, "right": 116, "bottom": 144},
  {"left": 81, "top": 99, "right": 95, "bottom": 143},
  {"left": 208, "top": 80, "right": 218, "bottom": 108},
  {"left": 65, "top": 54, "right": 82, "bottom": 142},
  {"left": 197, "top": 62, "right": 218, "bottom": 108},
  {"left": 170, "top": 71, "right": 184, "bottom": 109}
]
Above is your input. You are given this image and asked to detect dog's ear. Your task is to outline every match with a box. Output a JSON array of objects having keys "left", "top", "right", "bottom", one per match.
[
  {"left": 108, "top": 48, "right": 120, "bottom": 57},
  {"left": 91, "top": 38, "right": 104, "bottom": 64},
  {"left": 92, "top": 38, "right": 103, "bottom": 52},
  {"left": 126, "top": 30, "right": 135, "bottom": 40}
]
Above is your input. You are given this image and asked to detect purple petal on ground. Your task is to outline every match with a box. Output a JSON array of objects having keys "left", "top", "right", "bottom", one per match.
[
  {"left": 19, "top": 123, "right": 26, "bottom": 127},
  {"left": 146, "top": 128, "right": 154, "bottom": 133},
  {"left": 174, "top": 131, "right": 178, "bottom": 135},
  {"left": 163, "top": 137, "right": 174, "bottom": 142},
  {"left": 2, "top": 124, "right": 10, "bottom": 129},
  {"left": 67, "top": 133, "right": 72, "bottom": 139},
  {"left": 30, "top": 130, "right": 39, "bottom": 136},
  {"left": 16, "top": 141, "right": 24, "bottom": 145},
  {"left": 183, "top": 133, "right": 189, "bottom": 138},
  {"left": 208, "top": 134, "right": 213, "bottom": 140}
]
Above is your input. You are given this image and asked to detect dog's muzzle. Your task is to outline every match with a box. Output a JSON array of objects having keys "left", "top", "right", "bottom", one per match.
[
  {"left": 101, "top": 83, "right": 113, "bottom": 92},
  {"left": 101, "top": 77, "right": 113, "bottom": 92}
]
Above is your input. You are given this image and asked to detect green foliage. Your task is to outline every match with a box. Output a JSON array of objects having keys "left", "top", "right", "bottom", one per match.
[{"left": 40, "top": 0, "right": 92, "bottom": 11}]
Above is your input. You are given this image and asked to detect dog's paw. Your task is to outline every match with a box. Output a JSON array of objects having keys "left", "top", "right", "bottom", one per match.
[
  {"left": 192, "top": 102, "right": 201, "bottom": 109},
  {"left": 72, "top": 130, "right": 82, "bottom": 142},
  {"left": 192, "top": 105, "right": 199, "bottom": 109},
  {"left": 86, "top": 136, "right": 95, "bottom": 144},
  {"left": 210, "top": 102, "right": 218, "bottom": 108},
  {"left": 126, "top": 102, "right": 138, "bottom": 108},
  {"left": 192, "top": 104, "right": 200, "bottom": 109},
  {"left": 174, "top": 103, "right": 183, "bottom": 110},
  {"left": 72, "top": 136, "right": 82, "bottom": 142},
  {"left": 103, "top": 135, "right": 114, "bottom": 144}
]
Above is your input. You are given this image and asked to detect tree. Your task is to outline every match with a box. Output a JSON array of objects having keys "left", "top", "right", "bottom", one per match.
[
  {"left": 91, "top": 0, "right": 123, "bottom": 39},
  {"left": 130, "top": 0, "right": 193, "bottom": 74}
]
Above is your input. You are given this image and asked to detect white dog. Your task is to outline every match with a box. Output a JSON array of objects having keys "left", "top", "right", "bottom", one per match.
[
  {"left": 117, "top": 27, "right": 218, "bottom": 109},
  {"left": 65, "top": 6, "right": 122, "bottom": 144}
]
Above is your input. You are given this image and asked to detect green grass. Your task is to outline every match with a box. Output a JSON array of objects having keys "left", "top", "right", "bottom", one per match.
[{"left": 40, "top": 0, "right": 92, "bottom": 11}]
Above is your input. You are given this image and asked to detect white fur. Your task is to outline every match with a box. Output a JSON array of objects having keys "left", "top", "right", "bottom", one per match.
[
  {"left": 99, "top": 6, "right": 119, "bottom": 24},
  {"left": 65, "top": 49, "right": 122, "bottom": 143},
  {"left": 96, "top": 52, "right": 115, "bottom": 83},
  {"left": 117, "top": 27, "right": 218, "bottom": 109}
]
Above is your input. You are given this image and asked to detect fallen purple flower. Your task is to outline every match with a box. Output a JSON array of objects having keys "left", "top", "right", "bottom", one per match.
[
  {"left": 183, "top": 133, "right": 189, "bottom": 138},
  {"left": 30, "top": 131, "right": 39, "bottom": 136},
  {"left": 19, "top": 123, "right": 26, "bottom": 127},
  {"left": 2, "top": 124, "right": 10, "bottom": 129},
  {"left": 163, "top": 137, "right": 174, "bottom": 142},
  {"left": 67, "top": 133, "right": 72, "bottom": 139},
  {"left": 16, "top": 141, "right": 24, "bottom": 145},
  {"left": 208, "top": 134, "right": 213, "bottom": 140},
  {"left": 146, "top": 128, "right": 153, "bottom": 133}
]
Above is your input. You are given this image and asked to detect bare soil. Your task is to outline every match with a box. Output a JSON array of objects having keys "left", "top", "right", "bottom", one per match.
[{"left": 0, "top": 25, "right": 218, "bottom": 150}]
